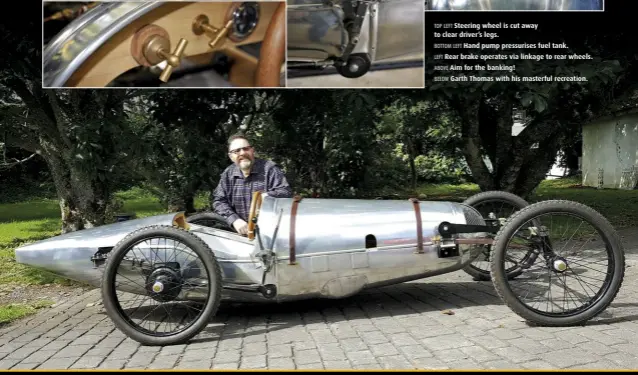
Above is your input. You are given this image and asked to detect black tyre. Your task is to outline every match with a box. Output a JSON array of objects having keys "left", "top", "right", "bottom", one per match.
[
  {"left": 101, "top": 225, "right": 223, "bottom": 346},
  {"left": 490, "top": 200, "right": 625, "bottom": 326},
  {"left": 462, "top": 191, "right": 531, "bottom": 281},
  {"left": 187, "top": 211, "right": 234, "bottom": 232},
  {"left": 335, "top": 53, "right": 371, "bottom": 78}
]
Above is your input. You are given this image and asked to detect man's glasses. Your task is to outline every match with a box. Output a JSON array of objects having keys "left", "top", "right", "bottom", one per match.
[{"left": 228, "top": 146, "right": 252, "bottom": 155}]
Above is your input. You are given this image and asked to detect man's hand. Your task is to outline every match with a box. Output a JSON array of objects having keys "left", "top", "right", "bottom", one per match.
[{"left": 232, "top": 218, "right": 249, "bottom": 235}]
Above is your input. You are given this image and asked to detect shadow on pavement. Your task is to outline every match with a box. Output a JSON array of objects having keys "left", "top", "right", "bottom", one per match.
[{"left": 95, "top": 276, "right": 638, "bottom": 345}]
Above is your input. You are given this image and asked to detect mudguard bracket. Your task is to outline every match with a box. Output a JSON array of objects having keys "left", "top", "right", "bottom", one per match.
[{"left": 335, "top": 0, "right": 373, "bottom": 65}]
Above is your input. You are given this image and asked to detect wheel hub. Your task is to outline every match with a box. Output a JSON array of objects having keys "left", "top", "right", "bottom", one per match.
[
  {"left": 551, "top": 257, "right": 568, "bottom": 273},
  {"left": 146, "top": 266, "right": 183, "bottom": 302}
]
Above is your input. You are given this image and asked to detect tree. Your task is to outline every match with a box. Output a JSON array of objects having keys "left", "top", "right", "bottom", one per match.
[
  {"left": 265, "top": 90, "right": 378, "bottom": 197},
  {"left": 0, "top": 19, "right": 144, "bottom": 232},
  {"left": 421, "top": 11, "right": 637, "bottom": 198},
  {"left": 376, "top": 97, "right": 465, "bottom": 189}
]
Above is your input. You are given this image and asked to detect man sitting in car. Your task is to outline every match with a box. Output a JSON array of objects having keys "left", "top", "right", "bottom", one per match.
[{"left": 212, "top": 134, "right": 293, "bottom": 235}]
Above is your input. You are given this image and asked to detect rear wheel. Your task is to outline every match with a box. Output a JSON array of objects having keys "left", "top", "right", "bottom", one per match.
[
  {"left": 101, "top": 225, "right": 223, "bottom": 346},
  {"left": 462, "top": 191, "right": 531, "bottom": 281},
  {"left": 490, "top": 200, "right": 625, "bottom": 326}
]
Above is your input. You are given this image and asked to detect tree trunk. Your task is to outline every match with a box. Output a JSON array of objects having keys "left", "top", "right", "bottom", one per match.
[
  {"left": 184, "top": 194, "right": 195, "bottom": 213},
  {"left": 404, "top": 138, "right": 418, "bottom": 190},
  {"left": 58, "top": 197, "right": 85, "bottom": 233},
  {"left": 167, "top": 192, "right": 195, "bottom": 213},
  {"left": 450, "top": 96, "right": 496, "bottom": 191},
  {"left": 43, "top": 147, "right": 110, "bottom": 233},
  {"left": 513, "top": 134, "right": 563, "bottom": 198},
  {"left": 451, "top": 95, "right": 565, "bottom": 198},
  {"left": 485, "top": 123, "right": 562, "bottom": 198},
  {"left": 409, "top": 156, "right": 417, "bottom": 190}
]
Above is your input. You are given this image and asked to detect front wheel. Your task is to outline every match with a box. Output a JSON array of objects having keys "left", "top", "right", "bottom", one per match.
[
  {"left": 101, "top": 225, "right": 223, "bottom": 346},
  {"left": 490, "top": 200, "right": 625, "bottom": 326}
]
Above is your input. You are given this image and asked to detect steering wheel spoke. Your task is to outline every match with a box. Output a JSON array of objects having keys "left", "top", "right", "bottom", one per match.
[{"left": 247, "top": 191, "right": 263, "bottom": 240}]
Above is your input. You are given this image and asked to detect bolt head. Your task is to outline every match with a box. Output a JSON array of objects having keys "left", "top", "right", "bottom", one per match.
[
  {"left": 152, "top": 281, "right": 164, "bottom": 293},
  {"left": 553, "top": 260, "right": 567, "bottom": 272}
]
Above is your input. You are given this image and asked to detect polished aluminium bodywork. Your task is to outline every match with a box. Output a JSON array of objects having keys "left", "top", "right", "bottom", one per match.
[
  {"left": 426, "top": 0, "right": 603, "bottom": 10},
  {"left": 14, "top": 195, "right": 487, "bottom": 303},
  {"left": 286, "top": 0, "right": 424, "bottom": 64},
  {"left": 42, "top": 2, "right": 164, "bottom": 88}
]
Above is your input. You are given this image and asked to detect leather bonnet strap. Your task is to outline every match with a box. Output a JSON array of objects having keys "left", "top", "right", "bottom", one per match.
[
  {"left": 409, "top": 198, "right": 424, "bottom": 253},
  {"left": 289, "top": 195, "right": 303, "bottom": 264}
]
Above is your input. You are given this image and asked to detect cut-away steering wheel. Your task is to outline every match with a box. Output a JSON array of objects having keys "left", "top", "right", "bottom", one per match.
[
  {"left": 247, "top": 191, "right": 263, "bottom": 240},
  {"left": 254, "top": 2, "right": 286, "bottom": 87}
]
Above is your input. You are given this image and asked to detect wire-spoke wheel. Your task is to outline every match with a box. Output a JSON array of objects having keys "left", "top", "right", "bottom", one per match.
[
  {"left": 490, "top": 200, "right": 625, "bottom": 326},
  {"left": 101, "top": 225, "right": 223, "bottom": 345},
  {"left": 462, "top": 191, "right": 532, "bottom": 281}
]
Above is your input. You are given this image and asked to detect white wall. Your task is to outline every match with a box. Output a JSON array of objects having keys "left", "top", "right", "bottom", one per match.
[{"left": 582, "top": 112, "right": 638, "bottom": 189}]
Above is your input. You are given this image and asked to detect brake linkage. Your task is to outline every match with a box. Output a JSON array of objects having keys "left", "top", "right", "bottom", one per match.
[{"left": 335, "top": 0, "right": 376, "bottom": 67}]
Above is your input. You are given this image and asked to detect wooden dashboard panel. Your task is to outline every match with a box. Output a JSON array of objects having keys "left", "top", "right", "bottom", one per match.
[{"left": 66, "top": 1, "right": 283, "bottom": 87}]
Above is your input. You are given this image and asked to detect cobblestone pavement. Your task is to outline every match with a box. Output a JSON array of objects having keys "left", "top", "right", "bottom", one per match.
[{"left": 2, "top": 236, "right": 638, "bottom": 370}]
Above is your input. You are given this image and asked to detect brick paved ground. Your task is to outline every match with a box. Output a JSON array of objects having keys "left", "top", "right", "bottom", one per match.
[{"left": 2, "top": 233, "right": 638, "bottom": 370}]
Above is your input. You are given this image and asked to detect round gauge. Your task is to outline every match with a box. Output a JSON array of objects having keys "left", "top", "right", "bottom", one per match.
[{"left": 231, "top": 2, "right": 260, "bottom": 39}]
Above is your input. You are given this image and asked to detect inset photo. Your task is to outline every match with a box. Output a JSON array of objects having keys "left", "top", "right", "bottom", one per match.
[
  {"left": 426, "top": 0, "right": 604, "bottom": 11},
  {"left": 42, "top": 1, "right": 287, "bottom": 88},
  {"left": 286, "top": 0, "right": 425, "bottom": 88}
]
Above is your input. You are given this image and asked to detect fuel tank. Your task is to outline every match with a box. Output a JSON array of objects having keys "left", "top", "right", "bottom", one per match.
[
  {"left": 258, "top": 195, "right": 483, "bottom": 257},
  {"left": 255, "top": 195, "right": 487, "bottom": 301}
]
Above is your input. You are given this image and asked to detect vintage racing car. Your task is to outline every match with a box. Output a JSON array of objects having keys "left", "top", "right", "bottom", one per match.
[{"left": 14, "top": 191, "right": 625, "bottom": 346}]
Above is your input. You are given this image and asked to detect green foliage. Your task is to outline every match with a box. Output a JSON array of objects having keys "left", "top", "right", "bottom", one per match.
[
  {"left": 414, "top": 153, "right": 470, "bottom": 184},
  {"left": 372, "top": 97, "right": 468, "bottom": 186}
]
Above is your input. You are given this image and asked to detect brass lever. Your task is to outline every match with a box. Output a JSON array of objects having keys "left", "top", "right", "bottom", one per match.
[
  {"left": 192, "top": 14, "right": 234, "bottom": 49},
  {"left": 143, "top": 35, "right": 188, "bottom": 82}
]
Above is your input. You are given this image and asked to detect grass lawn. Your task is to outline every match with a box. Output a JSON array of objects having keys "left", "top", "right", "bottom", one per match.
[
  {"left": 415, "top": 176, "right": 638, "bottom": 228},
  {"left": 0, "top": 299, "right": 55, "bottom": 325},
  {"left": 0, "top": 178, "right": 636, "bottom": 324}
]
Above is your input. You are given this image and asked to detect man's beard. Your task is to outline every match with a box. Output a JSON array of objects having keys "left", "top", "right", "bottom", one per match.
[{"left": 239, "top": 158, "right": 253, "bottom": 170}]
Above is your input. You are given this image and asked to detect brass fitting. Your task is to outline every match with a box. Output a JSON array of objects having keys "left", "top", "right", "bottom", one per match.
[
  {"left": 142, "top": 35, "right": 188, "bottom": 82},
  {"left": 192, "top": 14, "right": 234, "bottom": 49}
]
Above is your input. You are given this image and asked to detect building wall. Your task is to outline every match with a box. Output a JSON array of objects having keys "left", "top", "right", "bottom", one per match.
[{"left": 582, "top": 112, "right": 638, "bottom": 189}]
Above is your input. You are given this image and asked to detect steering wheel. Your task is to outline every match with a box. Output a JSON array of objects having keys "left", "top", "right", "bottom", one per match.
[
  {"left": 254, "top": 1, "right": 286, "bottom": 87},
  {"left": 247, "top": 191, "right": 263, "bottom": 240}
]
